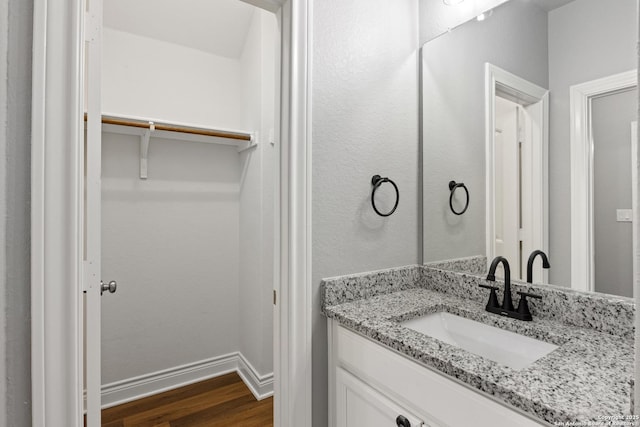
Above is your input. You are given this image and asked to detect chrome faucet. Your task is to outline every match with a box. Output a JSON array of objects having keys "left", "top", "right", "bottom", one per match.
[
  {"left": 526, "top": 250, "right": 550, "bottom": 283},
  {"left": 479, "top": 256, "right": 542, "bottom": 321}
]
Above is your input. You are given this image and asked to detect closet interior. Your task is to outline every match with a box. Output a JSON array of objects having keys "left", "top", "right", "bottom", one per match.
[{"left": 95, "top": 0, "right": 278, "bottom": 415}]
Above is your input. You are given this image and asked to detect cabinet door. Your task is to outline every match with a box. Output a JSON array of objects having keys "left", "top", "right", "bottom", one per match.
[{"left": 336, "top": 367, "right": 425, "bottom": 427}]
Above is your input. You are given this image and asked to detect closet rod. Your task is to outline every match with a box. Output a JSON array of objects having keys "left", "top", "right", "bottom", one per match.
[{"left": 85, "top": 114, "right": 252, "bottom": 141}]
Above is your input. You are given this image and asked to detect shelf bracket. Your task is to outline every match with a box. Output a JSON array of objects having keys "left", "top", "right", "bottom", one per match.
[
  {"left": 140, "top": 122, "right": 154, "bottom": 179},
  {"left": 237, "top": 132, "right": 258, "bottom": 153}
]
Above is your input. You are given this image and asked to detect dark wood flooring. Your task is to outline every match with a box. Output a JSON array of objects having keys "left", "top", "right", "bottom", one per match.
[{"left": 100, "top": 372, "right": 273, "bottom": 427}]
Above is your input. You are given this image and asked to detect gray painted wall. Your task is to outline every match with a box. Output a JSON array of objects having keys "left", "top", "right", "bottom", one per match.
[
  {"left": 592, "top": 89, "right": 637, "bottom": 297},
  {"left": 0, "top": 0, "right": 33, "bottom": 425},
  {"left": 548, "top": 0, "right": 637, "bottom": 286},
  {"left": 422, "top": 0, "right": 549, "bottom": 263},
  {"left": 101, "top": 136, "right": 242, "bottom": 384},
  {"left": 0, "top": 0, "right": 8, "bottom": 419},
  {"left": 311, "top": 0, "right": 420, "bottom": 425}
]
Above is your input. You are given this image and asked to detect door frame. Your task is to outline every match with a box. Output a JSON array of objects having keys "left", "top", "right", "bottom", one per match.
[
  {"left": 30, "top": 0, "right": 313, "bottom": 425},
  {"left": 485, "top": 63, "right": 549, "bottom": 278},
  {"left": 569, "top": 69, "right": 637, "bottom": 292},
  {"left": 634, "top": 118, "right": 640, "bottom": 416},
  {"left": 632, "top": 122, "right": 638, "bottom": 297}
]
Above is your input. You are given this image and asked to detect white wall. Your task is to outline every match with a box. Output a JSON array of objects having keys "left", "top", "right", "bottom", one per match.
[
  {"left": 547, "top": 0, "right": 637, "bottom": 286},
  {"left": 0, "top": 0, "right": 33, "bottom": 424},
  {"left": 238, "top": 9, "right": 277, "bottom": 378},
  {"left": 311, "top": 0, "right": 420, "bottom": 425},
  {"left": 422, "top": 0, "right": 549, "bottom": 263},
  {"left": 101, "top": 136, "right": 241, "bottom": 384},
  {"left": 102, "top": 28, "right": 244, "bottom": 129},
  {"left": 101, "top": 11, "right": 275, "bottom": 387}
]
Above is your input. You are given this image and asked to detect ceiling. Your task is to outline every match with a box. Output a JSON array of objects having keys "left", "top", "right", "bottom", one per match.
[
  {"left": 104, "top": 0, "right": 575, "bottom": 58},
  {"left": 103, "top": 0, "right": 256, "bottom": 59},
  {"left": 529, "top": 0, "right": 576, "bottom": 12}
]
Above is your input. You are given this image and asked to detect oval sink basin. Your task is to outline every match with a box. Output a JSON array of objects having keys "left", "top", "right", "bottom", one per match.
[{"left": 401, "top": 312, "right": 558, "bottom": 370}]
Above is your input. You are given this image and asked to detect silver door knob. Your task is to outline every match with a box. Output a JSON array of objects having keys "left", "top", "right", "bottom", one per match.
[{"left": 100, "top": 280, "right": 117, "bottom": 295}]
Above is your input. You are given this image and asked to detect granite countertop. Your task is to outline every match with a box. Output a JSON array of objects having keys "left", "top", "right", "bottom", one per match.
[{"left": 323, "top": 286, "right": 634, "bottom": 425}]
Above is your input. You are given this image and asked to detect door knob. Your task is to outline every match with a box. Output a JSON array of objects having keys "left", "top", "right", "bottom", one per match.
[{"left": 100, "top": 280, "right": 117, "bottom": 295}]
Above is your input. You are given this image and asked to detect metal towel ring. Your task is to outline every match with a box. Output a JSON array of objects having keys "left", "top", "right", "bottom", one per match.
[
  {"left": 371, "top": 175, "right": 399, "bottom": 217},
  {"left": 449, "top": 180, "right": 469, "bottom": 215}
]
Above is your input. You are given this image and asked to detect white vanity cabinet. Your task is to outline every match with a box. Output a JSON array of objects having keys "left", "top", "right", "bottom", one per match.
[
  {"left": 328, "top": 319, "right": 548, "bottom": 427},
  {"left": 336, "top": 368, "right": 425, "bottom": 427}
]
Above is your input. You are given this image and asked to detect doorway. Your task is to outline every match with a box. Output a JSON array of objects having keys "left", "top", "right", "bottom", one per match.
[
  {"left": 592, "top": 90, "right": 637, "bottom": 297},
  {"left": 569, "top": 70, "right": 638, "bottom": 294},
  {"left": 30, "top": 0, "right": 313, "bottom": 425},
  {"left": 485, "top": 63, "right": 549, "bottom": 282},
  {"left": 91, "top": 0, "right": 277, "bottom": 422}
]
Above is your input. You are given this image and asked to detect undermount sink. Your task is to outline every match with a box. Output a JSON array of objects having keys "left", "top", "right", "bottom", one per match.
[{"left": 401, "top": 312, "right": 558, "bottom": 370}]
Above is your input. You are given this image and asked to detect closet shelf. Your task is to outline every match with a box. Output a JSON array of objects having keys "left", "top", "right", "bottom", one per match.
[{"left": 86, "top": 113, "right": 257, "bottom": 179}]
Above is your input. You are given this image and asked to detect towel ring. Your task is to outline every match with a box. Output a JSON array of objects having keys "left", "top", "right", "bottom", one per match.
[
  {"left": 371, "top": 175, "right": 399, "bottom": 217},
  {"left": 449, "top": 180, "right": 469, "bottom": 215}
]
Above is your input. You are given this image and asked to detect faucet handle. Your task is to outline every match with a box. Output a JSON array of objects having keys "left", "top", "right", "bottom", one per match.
[
  {"left": 516, "top": 291, "right": 542, "bottom": 320},
  {"left": 517, "top": 291, "right": 542, "bottom": 300},
  {"left": 479, "top": 284, "right": 500, "bottom": 309}
]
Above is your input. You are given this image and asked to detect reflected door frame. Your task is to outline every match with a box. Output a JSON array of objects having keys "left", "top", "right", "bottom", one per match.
[
  {"left": 632, "top": 121, "right": 638, "bottom": 298},
  {"left": 569, "top": 70, "right": 637, "bottom": 292},
  {"left": 485, "top": 63, "right": 550, "bottom": 282}
]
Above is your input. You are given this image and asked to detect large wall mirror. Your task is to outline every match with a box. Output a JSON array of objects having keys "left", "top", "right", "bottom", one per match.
[{"left": 421, "top": 0, "right": 638, "bottom": 298}]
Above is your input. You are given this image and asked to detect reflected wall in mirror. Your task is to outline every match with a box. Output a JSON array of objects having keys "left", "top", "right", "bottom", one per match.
[{"left": 421, "top": 0, "right": 638, "bottom": 297}]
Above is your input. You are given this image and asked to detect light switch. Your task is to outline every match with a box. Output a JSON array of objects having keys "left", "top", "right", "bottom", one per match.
[{"left": 616, "top": 209, "right": 633, "bottom": 222}]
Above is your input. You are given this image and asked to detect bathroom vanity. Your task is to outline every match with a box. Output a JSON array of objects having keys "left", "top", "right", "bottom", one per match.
[
  {"left": 375, "top": 0, "right": 638, "bottom": 423},
  {"left": 322, "top": 265, "right": 634, "bottom": 426},
  {"left": 324, "top": 0, "right": 637, "bottom": 425},
  {"left": 329, "top": 321, "right": 542, "bottom": 427}
]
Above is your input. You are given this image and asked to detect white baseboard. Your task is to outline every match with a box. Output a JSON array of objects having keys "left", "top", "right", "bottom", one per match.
[
  {"left": 237, "top": 353, "right": 274, "bottom": 400},
  {"left": 99, "top": 352, "right": 273, "bottom": 409}
]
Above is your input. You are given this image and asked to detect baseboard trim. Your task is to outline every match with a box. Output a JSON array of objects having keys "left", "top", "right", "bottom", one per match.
[
  {"left": 100, "top": 352, "right": 273, "bottom": 409},
  {"left": 237, "top": 353, "right": 274, "bottom": 400}
]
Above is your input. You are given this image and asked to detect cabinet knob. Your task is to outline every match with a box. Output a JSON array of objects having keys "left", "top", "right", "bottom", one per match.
[{"left": 396, "top": 415, "right": 411, "bottom": 427}]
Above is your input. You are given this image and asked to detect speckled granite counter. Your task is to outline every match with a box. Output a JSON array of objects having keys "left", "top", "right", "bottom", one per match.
[
  {"left": 322, "top": 266, "right": 634, "bottom": 425},
  {"left": 425, "top": 255, "right": 488, "bottom": 275}
]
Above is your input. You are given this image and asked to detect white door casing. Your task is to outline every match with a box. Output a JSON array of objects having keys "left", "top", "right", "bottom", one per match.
[
  {"left": 84, "top": 0, "right": 104, "bottom": 424},
  {"left": 634, "top": 118, "right": 640, "bottom": 417},
  {"left": 494, "top": 96, "right": 519, "bottom": 278},
  {"left": 485, "top": 63, "right": 549, "bottom": 280},
  {"left": 569, "top": 70, "right": 637, "bottom": 292},
  {"left": 632, "top": 121, "right": 638, "bottom": 297},
  {"left": 273, "top": 0, "right": 313, "bottom": 425},
  {"left": 493, "top": 99, "right": 538, "bottom": 281},
  {"left": 30, "top": 0, "right": 312, "bottom": 426},
  {"left": 31, "top": 0, "right": 85, "bottom": 424}
]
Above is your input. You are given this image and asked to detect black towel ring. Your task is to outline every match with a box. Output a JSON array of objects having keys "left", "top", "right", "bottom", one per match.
[
  {"left": 449, "top": 180, "right": 469, "bottom": 215},
  {"left": 371, "top": 175, "right": 399, "bottom": 217}
]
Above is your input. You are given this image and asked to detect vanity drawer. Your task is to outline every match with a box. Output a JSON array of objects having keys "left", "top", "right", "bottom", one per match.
[{"left": 329, "top": 320, "right": 547, "bottom": 427}]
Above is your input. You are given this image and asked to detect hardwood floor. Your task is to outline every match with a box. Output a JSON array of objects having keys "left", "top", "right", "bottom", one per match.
[{"left": 100, "top": 372, "right": 273, "bottom": 427}]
